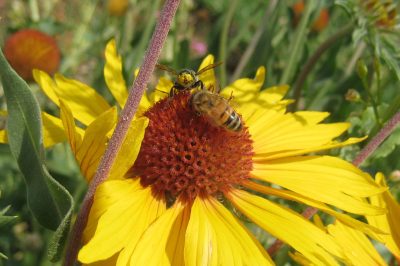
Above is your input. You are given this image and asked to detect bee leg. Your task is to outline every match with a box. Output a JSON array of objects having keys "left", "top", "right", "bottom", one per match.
[
  {"left": 208, "top": 84, "right": 215, "bottom": 93},
  {"left": 169, "top": 86, "right": 177, "bottom": 97},
  {"left": 199, "top": 80, "right": 205, "bottom": 91},
  {"left": 227, "top": 90, "right": 234, "bottom": 102}
]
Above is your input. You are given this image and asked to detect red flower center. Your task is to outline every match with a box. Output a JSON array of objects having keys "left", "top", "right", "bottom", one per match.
[{"left": 130, "top": 92, "right": 253, "bottom": 203}]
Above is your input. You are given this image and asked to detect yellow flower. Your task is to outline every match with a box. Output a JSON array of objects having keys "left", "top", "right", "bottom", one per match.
[{"left": 33, "top": 40, "right": 386, "bottom": 265}]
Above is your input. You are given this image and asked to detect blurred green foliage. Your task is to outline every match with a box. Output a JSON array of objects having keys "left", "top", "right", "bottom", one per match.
[{"left": 0, "top": 0, "right": 399, "bottom": 265}]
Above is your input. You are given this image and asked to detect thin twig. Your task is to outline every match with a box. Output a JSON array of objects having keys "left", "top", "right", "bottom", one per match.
[
  {"left": 344, "top": 41, "right": 366, "bottom": 78},
  {"left": 230, "top": 0, "right": 278, "bottom": 82},
  {"left": 63, "top": 0, "right": 180, "bottom": 265},
  {"left": 353, "top": 110, "right": 400, "bottom": 167},
  {"left": 290, "top": 23, "right": 353, "bottom": 111}
]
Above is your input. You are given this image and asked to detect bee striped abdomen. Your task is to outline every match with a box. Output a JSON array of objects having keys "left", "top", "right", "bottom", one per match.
[
  {"left": 191, "top": 90, "right": 242, "bottom": 133},
  {"left": 223, "top": 110, "right": 242, "bottom": 131}
]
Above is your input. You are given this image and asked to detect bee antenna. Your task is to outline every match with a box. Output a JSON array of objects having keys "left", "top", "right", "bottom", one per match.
[{"left": 154, "top": 89, "right": 169, "bottom": 95}]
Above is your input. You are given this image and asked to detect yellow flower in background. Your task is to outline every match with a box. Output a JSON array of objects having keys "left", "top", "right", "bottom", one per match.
[{"left": 32, "top": 40, "right": 387, "bottom": 265}]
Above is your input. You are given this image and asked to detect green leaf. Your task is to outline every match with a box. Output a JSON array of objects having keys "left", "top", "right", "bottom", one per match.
[
  {"left": 0, "top": 206, "right": 18, "bottom": 227},
  {"left": 0, "top": 49, "right": 73, "bottom": 261}
]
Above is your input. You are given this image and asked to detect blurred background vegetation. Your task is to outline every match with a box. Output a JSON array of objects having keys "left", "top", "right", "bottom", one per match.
[{"left": 0, "top": 0, "right": 399, "bottom": 265}]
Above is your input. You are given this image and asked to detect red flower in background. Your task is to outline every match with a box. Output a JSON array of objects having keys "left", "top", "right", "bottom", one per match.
[
  {"left": 292, "top": 1, "right": 330, "bottom": 33},
  {"left": 4, "top": 29, "right": 60, "bottom": 81}
]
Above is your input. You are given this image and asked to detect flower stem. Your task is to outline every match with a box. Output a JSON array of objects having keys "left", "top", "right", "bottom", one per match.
[
  {"left": 353, "top": 110, "right": 400, "bottom": 167},
  {"left": 230, "top": 0, "right": 278, "bottom": 83},
  {"left": 290, "top": 23, "right": 353, "bottom": 111},
  {"left": 219, "top": 0, "right": 238, "bottom": 88},
  {"left": 370, "top": 92, "right": 400, "bottom": 138},
  {"left": 63, "top": 0, "right": 180, "bottom": 265}
]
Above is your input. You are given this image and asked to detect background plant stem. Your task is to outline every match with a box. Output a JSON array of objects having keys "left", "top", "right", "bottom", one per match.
[
  {"left": 279, "top": 0, "right": 316, "bottom": 85},
  {"left": 290, "top": 23, "right": 353, "bottom": 111},
  {"left": 219, "top": 0, "right": 238, "bottom": 88},
  {"left": 230, "top": 0, "right": 278, "bottom": 82}
]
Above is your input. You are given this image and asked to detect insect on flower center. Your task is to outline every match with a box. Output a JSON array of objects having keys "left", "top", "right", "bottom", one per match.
[
  {"left": 177, "top": 70, "right": 197, "bottom": 87},
  {"left": 130, "top": 92, "right": 254, "bottom": 203}
]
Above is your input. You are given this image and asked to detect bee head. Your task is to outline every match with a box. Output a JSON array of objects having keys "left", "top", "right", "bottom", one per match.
[{"left": 176, "top": 69, "right": 197, "bottom": 88}]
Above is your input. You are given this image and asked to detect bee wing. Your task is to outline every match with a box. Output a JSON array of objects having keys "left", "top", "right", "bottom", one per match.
[
  {"left": 156, "top": 64, "right": 178, "bottom": 75},
  {"left": 197, "top": 61, "right": 223, "bottom": 75}
]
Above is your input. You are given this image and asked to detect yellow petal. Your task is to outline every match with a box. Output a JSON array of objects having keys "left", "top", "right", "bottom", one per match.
[
  {"left": 367, "top": 173, "right": 400, "bottom": 259},
  {"left": 42, "top": 112, "right": 69, "bottom": 147},
  {"left": 33, "top": 69, "right": 60, "bottom": 106},
  {"left": 0, "top": 111, "right": 68, "bottom": 148},
  {"left": 130, "top": 201, "right": 187, "bottom": 265},
  {"left": 116, "top": 188, "right": 167, "bottom": 266},
  {"left": 252, "top": 156, "right": 385, "bottom": 215},
  {"left": 152, "top": 77, "right": 172, "bottom": 102},
  {"left": 109, "top": 117, "right": 149, "bottom": 179},
  {"left": 221, "top": 66, "right": 265, "bottom": 105},
  {"left": 34, "top": 70, "right": 111, "bottom": 125},
  {"left": 327, "top": 221, "right": 387, "bottom": 265},
  {"left": 288, "top": 252, "right": 313, "bottom": 266},
  {"left": 104, "top": 39, "right": 128, "bottom": 108},
  {"left": 258, "top": 84, "right": 289, "bottom": 104},
  {"left": 75, "top": 107, "right": 117, "bottom": 182},
  {"left": 185, "top": 197, "right": 273, "bottom": 266},
  {"left": 253, "top": 137, "right": 366, "bottom": 161},
  {"left": 59, "top": 100, "right": 83, "bottom": 154},
  {"left": 197, "top": 54, "right": 217, "bottom": 90},
  {"left": 54, "top": 74, "right": 111, "bottom": 125},
  {"left": 79, "top": 179, "right": 166, "bottom": 263},
  {"left": 227, "top": 189, "right": 345, "bottom": 265},
  {"left": 244, "top": 180, "right": 385, "bottom": 237},
  {"left": 0, "top": 112, "right": 66, "bottom": 148},
  {"left": 83, "top": 178, "right": 144, "bottom": 242},
  {"left": 247, "top": 109, "right": 356, "bottom": 158},
  {"left": 0, "top": 130, "right": 6, "bottom": 144}
]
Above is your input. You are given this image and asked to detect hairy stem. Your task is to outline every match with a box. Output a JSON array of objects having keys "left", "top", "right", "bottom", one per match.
[
  {"left": 63, "top": 0, "right": 180, "bottom": 265},
  {"left": 290, "top": 23, "right": 353, "bottom": 111},
  {"left": 353, "top": 110, "right": 400, "bottom": 167}
]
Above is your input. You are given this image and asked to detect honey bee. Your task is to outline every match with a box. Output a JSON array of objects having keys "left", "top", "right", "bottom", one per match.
[
  {"left": 190, "top": 90, "right": 242, "bottom": 132},
  {"left": 156, "top": 62, "right": 222, "bottom": 96}
]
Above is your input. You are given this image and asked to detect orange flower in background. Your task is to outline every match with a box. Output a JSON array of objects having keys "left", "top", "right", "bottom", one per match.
[
  {"left": 292, "top": 1, "right": 330, "bottom": 32},
  {"left": 3, "top": 29, "right": 61, "bottom": 81}
]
